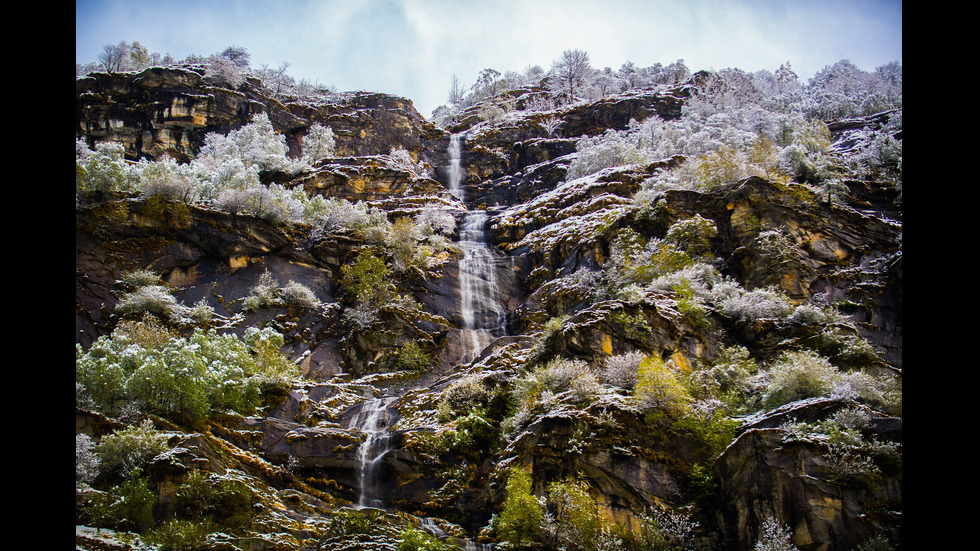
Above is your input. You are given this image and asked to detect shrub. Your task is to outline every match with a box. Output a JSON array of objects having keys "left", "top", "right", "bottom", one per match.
[
  {"left": 242, "top": 269, "right": 284, "bottom": 312},
  {"left": 340, "top": 250, "right": 400, "bottom": 329},
  {"left": 281, "top": 280, "right": 322, "bottom": 310},
  {"left": 389, "top": 146, "right": 430, "bottom": 177},
  {"left": 493, "top": 464, "right": 544, "bottom": 546},
  {"left": 664, "top": 214, "right": 718, "bottom": 258},
  {"left": 633, "top": 355, "right": 692, "bottom": 417},
  {"left": 709, "top": 280, "right": 793, "bottom": 321},
  {"left": 759, "top": 350, "right": 840, "bottom": 409},
  {"left": 137, "top": 156, "right": 199, "bottom": 203},
  {"left": 118, "top": 269, "right": 163, "bottom": 289},
  {"left": 95, "top": 419, "right": 171, "bottom": 479},
  {"left": 114, "top": 284, "right": 183, "bottom": 322},
  {"left": 567, "top": 128, "right": 653, "bottom": 180},
  {"left": 76, "top": 320, "right": 297, "bottom": 424},
  {"left": 689, "top": 345, "right": 759, "bottom": 413},
  {"left": 546, "top": 477, "right": 613, "bottom": 551},
  {"left": 301, "top": 122, "right": 336, "bottom": 164},
  {"left": 146, "top": 519, "right": 213, "bottom": 551},
  {"left": 393, "top": 340, "right": 431, "bottom": 373},
  {"left": 77, "top": 141, "right": 136, "bottom": 197},
  {"left": 398, "top": 527, "right": 455, "bottom": 551},
  {"left": 600, "top": 351, "right": 644, "bottom": 390},
  {"left": 172, "top": 470, "right": 256, "bottom": 530},
  {"left": 754, "top": 516, "right": 798, "bottom": 551},
  {"left": 76, "top": 433, "right": 100, "bottom": 485},
  {"left": 87, "top": 472, "right": 156, "bottom": 532},
  {"left": 440, "top": 374, "right": 495, "bottom": 417}
]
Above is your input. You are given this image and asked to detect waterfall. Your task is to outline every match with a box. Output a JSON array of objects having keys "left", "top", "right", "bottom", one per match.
[
  {"left": 348, "top": 397, "right": 393, "bottom": 508},
  {"left": 447, "top": 134, "right": 509, "bottom": 363}
]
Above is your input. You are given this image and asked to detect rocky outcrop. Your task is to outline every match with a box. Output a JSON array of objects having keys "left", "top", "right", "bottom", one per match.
[
  {"left": 76, "top": 69, "right": 901, "bottom": 551},
  {"left": 715, "top": 417, "right": 902, "bottom": 551},
  {"left": 76, "top": 67, "right": 445, "bottom": 165}
]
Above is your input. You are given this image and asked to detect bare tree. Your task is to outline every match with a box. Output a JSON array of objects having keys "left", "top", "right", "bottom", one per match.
[
  {"left": 448, "top": 74, "right": 466, "bottom": 105},
  {"left": 98, "top": 41, "right": 129, "bottom": 72},
  {"left": 551, "top": 49, "right": 594, "bottom": 100}
]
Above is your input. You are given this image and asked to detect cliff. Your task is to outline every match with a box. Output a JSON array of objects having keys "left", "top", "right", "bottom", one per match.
[{"left": 76, "top": 64, "right": 902, "bottom": 551}]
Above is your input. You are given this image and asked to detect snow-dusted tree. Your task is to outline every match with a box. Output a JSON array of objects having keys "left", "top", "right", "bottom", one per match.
[
  {"left": 618, "top": 61, "right": 641, "bottom": 90},
  {"left": 76, "top": 433, "right": 100, "bottom": 485},
  {"left": 220, "top": 45, "right": 251, "bottom": 68},
  {"left": 127, "top": 42, "right": 152, "bottom": 71},
  {"left": 388, "top": 146, "right": 430, "bottom": 177},
  {"left": 415, "top": 204, "right": 457, "bottom": 236},
  {"left": 98, "top": 41, "right": 129, "bottom": 72},
  {"left": 76, "top": 141, "right": 137, "bottom": 196},
  {"left": 301, "top": 123, "right": 336, "bottom": 165},
  {"left": 448, "top": 74, "right": 466, "bottom": 105},
  {"left": 754, "top": 517, "right": 798, "bottom": 551},
  {"left": 550, "top": 49, "right": 594, "bottom": 99},
  {"left": 137, "top": 156, "right": 199, "bottom": 202},
  {"left": 475, "top": 68, "right": 503, "bottom": 99},
  {"left": 196, "top": 112, "right": 302, "bottom": 175},
  {"left": 204, "top": 55, "right": 246, "bottom": 88}
]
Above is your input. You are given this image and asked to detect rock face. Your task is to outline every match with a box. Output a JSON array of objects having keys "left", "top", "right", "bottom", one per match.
[{"left": 75, "top": 68, "right": 901, "bottom": 551}]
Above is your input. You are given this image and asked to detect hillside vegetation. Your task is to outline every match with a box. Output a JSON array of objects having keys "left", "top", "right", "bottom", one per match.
[{"left": 76, "top": 45, "right": 901, "bottom": 551}]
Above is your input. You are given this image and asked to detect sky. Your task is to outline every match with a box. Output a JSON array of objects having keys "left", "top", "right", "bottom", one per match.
[{"left": 76, "top": 0, "right": 902, "bottom": 118}]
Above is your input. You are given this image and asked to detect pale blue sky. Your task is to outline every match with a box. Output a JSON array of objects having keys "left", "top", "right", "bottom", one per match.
[{"left": 76, "top": 0, "right": 902, "bottom": 118}]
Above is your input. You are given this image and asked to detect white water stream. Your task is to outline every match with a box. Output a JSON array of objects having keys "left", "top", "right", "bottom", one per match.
[
  {"left": 348, "top": 397, "right": 394, "bottom": 508},
  {"left": 448, "top": 134, "right": 509, "bottom": 363}
]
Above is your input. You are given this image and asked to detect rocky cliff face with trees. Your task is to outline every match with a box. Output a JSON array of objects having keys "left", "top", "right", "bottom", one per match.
[{"left": 76, "top": 51, "right": 901, "bottom": 551}]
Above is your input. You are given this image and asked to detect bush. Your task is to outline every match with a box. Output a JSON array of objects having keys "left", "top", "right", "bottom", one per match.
[
  {"left": 76, "top": 320, "right": 297, "bottom": 425},
  {"left": 754, "top": 516, "right": 798, "bottom": 551},
  {"left": 76, "top": 141, "right": 136, "bottom": 197},
  {"left": 302, "top": 122, "right": 336, "bottom": 164},
  {"left": 393, "top": 340, "right": 431, "bottom": 372},
  {"left": 114, "top": 284, "right": 183, "bottom": 322},
  {"left": 493, "top": 464, "right": 544, "bottom": 546},
  {"left": 87, "top": 472, "right": 157, "bottom": 532},
  {"left": 689, "top": 345, "right": 759, "bottom": 413},
  {"left": 146, "top": 519, "right": 213, "bottom": 551},
  {"left": 172, "top": 470, "right": 256, "bottom": 530},
  {"left": 95, "top": 419, "right": 171, "bottom": 480},
  {"left": 546, "top": 477, "right": 614, "bottom": 551},
  {"left": 242, "top": 269, "right": 284, "bottom": 312},
  {"left": 76, "top": 433, "right": 100, "bottom": 485},
  {"left": 633, "top": 355, "right": 692, "bottom": 417},
  {"left": 340, "top": 250, "right": 400, "bottom": 329},
  {"left": 398, "top": 527, "right": 456, "bottom": 551},
  {"left": 759, "top": 350, "right": 840, "bottom": 409},
  {"left": 600, "top": 351, "right": 644, "bottom": 390}
]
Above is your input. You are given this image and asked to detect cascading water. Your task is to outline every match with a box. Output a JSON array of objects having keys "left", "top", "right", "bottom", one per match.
[
  {"left": 447, "top": 134, "right": 509, "bottom": 363},
  {"left": 348, "top": 397, "right": 393, "bottom": 508}
]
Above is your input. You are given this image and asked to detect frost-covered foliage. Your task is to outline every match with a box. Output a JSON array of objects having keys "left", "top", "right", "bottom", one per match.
[
  {"left": 503, "top": 357, "right": 604, "bottom": 437},
  {"left": 600, "top": 351, "right": 645, "bottom": 390},
  {"left": 754, "top": 517, "right": 798, "bottom": 551},
  {"left": 301, "top": 122, "right": 336, "bottom": 165},
  {"left": 242, "top": 269, "right": 322, "bottom": 312},
  {"left": 76, "top": 318, "right": 298, "bottom": 426},
  {"left": 388, "top": 146, "right": 431, "bottom": 178},
  {"left": 197, "top": 112, "right": 306, "bottom": 175},
  {"left": 94, "top": 419, "right": 171, "bottom": 480},
  {"left": 112, "top": 270, "right": 216, "bottom": 328},
  {"left": 75, "top": 140, "right": 138, "bottom": 198},
  {"left": 76, "top": 433, "right": 100, "bottom": 485},
  {"left": 756, "top": 350, "right": 840, "bottom": 409}
]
